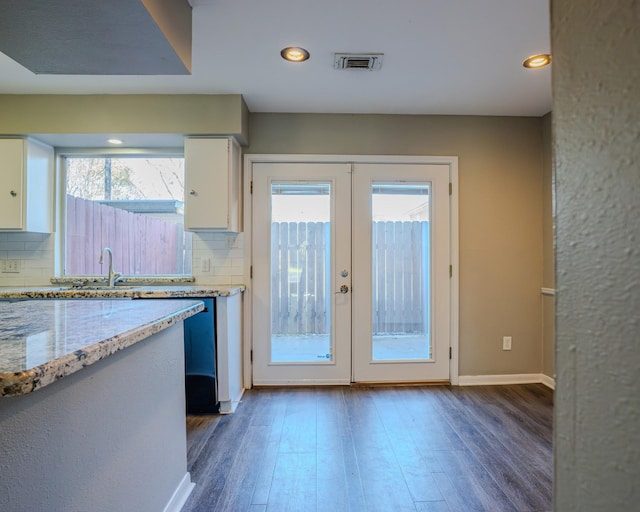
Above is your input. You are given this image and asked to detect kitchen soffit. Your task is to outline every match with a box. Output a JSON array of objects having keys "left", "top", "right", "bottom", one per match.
[{"left": 0, "top": 0, "right": 192, "bottom": 75}]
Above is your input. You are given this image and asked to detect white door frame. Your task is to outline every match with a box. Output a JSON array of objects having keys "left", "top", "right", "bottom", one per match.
[{"left": 243, "top": 154, "right": 459, "bottom": 388}]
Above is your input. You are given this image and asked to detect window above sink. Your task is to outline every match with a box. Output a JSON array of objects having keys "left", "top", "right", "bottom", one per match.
[{"left": 60, "top": 151, "right": 192, "bottom": 278}]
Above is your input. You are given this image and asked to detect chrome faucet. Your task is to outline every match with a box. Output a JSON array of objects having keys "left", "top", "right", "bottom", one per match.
[{"left": 99, "top": 247, "right": 121, "bottom": 287}]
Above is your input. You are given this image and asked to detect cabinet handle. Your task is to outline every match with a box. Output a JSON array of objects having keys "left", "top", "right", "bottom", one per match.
[
  {"left": 189, "top": 189, "right": 197, "bottom": 196},
  {"left": 10, "top": 190, "right": 17, "bottom": 197}
]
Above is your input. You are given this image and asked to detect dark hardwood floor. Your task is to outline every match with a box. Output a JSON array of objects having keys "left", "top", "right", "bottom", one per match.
[{"left": 182, "top": 384, "right": 553, "bottom": 512}]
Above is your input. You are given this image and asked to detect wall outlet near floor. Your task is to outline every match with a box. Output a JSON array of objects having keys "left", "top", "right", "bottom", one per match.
[
  {"left": 502, "top": 336, "right": 512, "bottom": 351},
  {"left": 1, "top": 259, "right": 21, "bottom": 273}
]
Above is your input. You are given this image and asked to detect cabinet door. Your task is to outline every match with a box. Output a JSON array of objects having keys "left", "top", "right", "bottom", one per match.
[
  {"left": 184, "top": 138, "right": 232, "bottom": 230},
  {"left": 0, "top": 139, "right": 24, "bottom": 229},
  {"left": 24, "top": 139, "right": 54, "bottom": 233}
]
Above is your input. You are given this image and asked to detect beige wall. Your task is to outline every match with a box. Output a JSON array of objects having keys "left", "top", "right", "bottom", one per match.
[
  {"left": 0, "top": 94, "right": 249, "bottom": 144},
  {"left": 541, "top": 113, "right": 554, "bottom": 289},
  {"left": 552, "top": 1, "right": 640, "bottom": 510},
  {"left": 248, "top": 113, "right": 545, "bottom": 376},
  {"left": 541, "top": 112, "right": 555, "bottom": 379}
]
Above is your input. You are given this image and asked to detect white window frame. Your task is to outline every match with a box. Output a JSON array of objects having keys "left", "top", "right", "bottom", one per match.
[{"left": 54, "top": 147, "right": 187, "bottom": 278}]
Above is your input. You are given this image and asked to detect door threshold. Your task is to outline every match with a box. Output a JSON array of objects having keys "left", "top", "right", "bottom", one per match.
[
  {"left": 252, "top": 380, "right": 451, "bottom": 389},
  {"left": 350, "top": 380, "right": 451, "bottom": 387}
]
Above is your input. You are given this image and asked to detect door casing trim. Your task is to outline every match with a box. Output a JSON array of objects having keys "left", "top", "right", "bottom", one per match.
[{"left": 243, "top": 154, "right": 459, "bottom": 388}]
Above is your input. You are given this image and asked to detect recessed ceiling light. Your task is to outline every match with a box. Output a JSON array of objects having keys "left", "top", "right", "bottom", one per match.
[
  {"left": 522, "top": 53, "right": 552, "bottom": 69},
  {"left": 107, "top": 138, "right": 123, "bottom": 145},
  {"left": 280, "top": 47, "right": 310, "bottom": 63}
]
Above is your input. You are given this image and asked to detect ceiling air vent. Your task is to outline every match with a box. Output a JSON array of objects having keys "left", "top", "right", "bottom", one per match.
[{"left": 334, "top": 53, "right": 383, "bottom": 71}]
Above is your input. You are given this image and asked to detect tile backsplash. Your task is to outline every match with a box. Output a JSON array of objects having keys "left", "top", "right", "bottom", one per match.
[
  {"left": 0, "top": 231, "right": 246, "bottom": 287},
  {"left": 0, "top": 233, "right": 55, "bottom": 286},
  {"left": 191, "top": 232, "right": 245, "bottom": 285}
]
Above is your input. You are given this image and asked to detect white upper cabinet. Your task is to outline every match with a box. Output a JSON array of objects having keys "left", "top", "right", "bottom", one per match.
[
  {"left": 0, "top": 138, "right": 54, "bottom": 233},
  {"left": 184, "top": 137, "right": 241, "bottom": 232}
]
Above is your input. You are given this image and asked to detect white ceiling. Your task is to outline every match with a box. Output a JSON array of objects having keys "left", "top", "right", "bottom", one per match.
[{"left": 0, "top": 0, "right": 551, "bottom": 117}]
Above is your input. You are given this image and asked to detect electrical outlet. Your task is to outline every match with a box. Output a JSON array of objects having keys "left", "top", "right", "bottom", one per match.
[
  {"left": 1, "top": 259, "right": 21, "bottom": 273},
  {"left": 503, "top": 336, "right": 512, "bottom": 351},
  {"left": 201, "top": 258, "right": 211, "bottom": 273}
]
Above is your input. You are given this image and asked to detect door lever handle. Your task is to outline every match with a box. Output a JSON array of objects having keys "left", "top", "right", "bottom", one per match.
[{"left": 336, "top": 285, "right": 349, "bottom": 294}]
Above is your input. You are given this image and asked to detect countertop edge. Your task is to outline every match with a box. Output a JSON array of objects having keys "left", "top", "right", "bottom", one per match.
[
  {"left": 0, "top": 285, "right": 245, "bottom": 300},
  {"left": 1, "top": 301, "right": 204, "bottom": 398}
]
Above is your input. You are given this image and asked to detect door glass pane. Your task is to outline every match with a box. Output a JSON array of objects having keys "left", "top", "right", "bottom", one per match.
[
  {"left": 270, "top": 183, "right": 332, "bottom": 363},
  {"left": 371, "top": 183, "right": 431, "bottom": 360}
]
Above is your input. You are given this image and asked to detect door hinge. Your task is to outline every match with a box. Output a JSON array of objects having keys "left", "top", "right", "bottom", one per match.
[
  {"left": 250, "top": 180, "right": 253, "bottom": 194},
  {"left": 250, "top": 349, "right": 253, "bottom": 363},
  {"left": 250, "top": 266, "right": 253, "bottom": 279},
  {"left": 449, "top": 182, "right": 453, "bottom": 195},
  {"left": 449, "top": 347, "right": 452, "bottom": 359},
  {"left": 449, "top": 265, "right": 452, "bottom": 277}
]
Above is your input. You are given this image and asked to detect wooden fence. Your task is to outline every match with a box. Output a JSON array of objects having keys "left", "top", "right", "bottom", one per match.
[
  {"left": 66, "top": 195, "right": 192, "bottom": 275},
  {"left": 271, "top": 221, "right": 429, "bottom": 335},
  {"left": 271, "top": 222, "right": 330, "bottom": 335},
  {"left": 372, "top": 221, "right": 429, "bottom": 334}
]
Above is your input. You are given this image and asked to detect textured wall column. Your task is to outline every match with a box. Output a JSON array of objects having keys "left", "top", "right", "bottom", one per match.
[{"left": 552, "top": 1, "right": 640, "bottom": 510}]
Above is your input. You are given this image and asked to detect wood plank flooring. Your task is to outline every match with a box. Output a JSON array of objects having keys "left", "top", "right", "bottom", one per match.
[{"left": 182, "top": 384, "right": 553, "bottom": 512}]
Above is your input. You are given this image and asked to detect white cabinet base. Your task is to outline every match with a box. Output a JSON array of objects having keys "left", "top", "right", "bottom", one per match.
[{"left": 216, "top": 292, "right": 244, "bottom": 413}]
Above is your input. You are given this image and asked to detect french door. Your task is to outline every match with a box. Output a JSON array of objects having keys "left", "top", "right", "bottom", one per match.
[
  {"left": 251, "top": 160, "right": 451, "bottom": 385},
  {"left": 253, "top": 163, "right": 352, "bottom": 384}
]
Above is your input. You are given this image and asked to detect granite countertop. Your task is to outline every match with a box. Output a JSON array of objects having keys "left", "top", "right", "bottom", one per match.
[
  {"left": 0, "top": 284, "right": 245, "bottom": 299},
  {"left": 0, "top": 299, "right": 204, "bottom": 397}
]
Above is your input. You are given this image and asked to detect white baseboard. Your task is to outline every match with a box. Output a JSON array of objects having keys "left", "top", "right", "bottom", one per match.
[
  {"left": 458, "top": 373, "right": 555, "bottom": 389},
  {"left": 539, "top": 373, "right": 556, "bottom": 389},
  {"left": 163, "top": 472, "right": 195, "bottom": 512}
]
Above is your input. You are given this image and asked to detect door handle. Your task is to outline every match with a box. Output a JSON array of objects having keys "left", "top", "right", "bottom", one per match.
[{"left": 336, "top": 284, "right": 349, "bottom": 294}]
